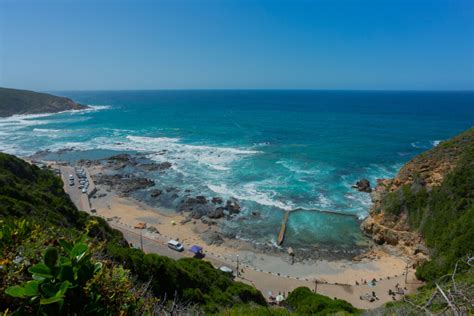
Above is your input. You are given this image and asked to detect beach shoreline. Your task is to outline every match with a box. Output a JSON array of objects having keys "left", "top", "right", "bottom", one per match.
[
  {"left": 88, "top": 176, "right": 423, "bottom": 309},
  {"left": 39, "top": 156, "right": 424, "bottom": 309}
]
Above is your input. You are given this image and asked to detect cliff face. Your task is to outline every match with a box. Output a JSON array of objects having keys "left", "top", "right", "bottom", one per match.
[
  {"left": 0, "top": 87, "right": 87, "bottom": 117},
  {"left": 361, "top": 128, "right": 474, "bottom": 271}
]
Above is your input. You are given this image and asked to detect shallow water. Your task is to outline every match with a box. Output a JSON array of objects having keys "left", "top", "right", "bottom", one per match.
[{"left": 1, "top": 90, "right": 473, "bottom": 251}]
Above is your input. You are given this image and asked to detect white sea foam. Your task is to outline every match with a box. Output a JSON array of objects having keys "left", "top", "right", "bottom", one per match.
[
  {"left": 121, "top": 135, "right": 259, "bottom": 172},
  {"left": 431, "top": 140, "right": 442, "bottom": 147},
  {"left": 207, "top": 183, "right": 293, "bottom": 210},
  {"left": 411, "top": 140, "right": 442, "bottom": 149}
]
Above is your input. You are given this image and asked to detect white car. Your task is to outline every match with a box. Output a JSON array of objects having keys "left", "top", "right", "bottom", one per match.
[
  {"left": 167, "top": 240, "right": 184, "bottom": 252},
  {"left": 81, "top": 188, "right": 87, "bottom": 194}
]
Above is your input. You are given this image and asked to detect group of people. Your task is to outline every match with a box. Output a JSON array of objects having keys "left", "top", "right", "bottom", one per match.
[
  {"left": 388, "top": 283, "right": 405, "bottom": 300},
  {"left": 355, "top": 277, "right": 378, "bottom": 286},
  {"left": 268, "top": 291, "right": 286, "bottom": 305}
]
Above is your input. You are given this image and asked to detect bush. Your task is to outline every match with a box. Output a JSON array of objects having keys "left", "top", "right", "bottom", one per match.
[{"left": 285, "top": 287, "right": 360, "bottom": 315}]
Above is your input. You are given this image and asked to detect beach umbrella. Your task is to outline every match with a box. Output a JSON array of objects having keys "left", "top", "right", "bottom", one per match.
[{"left": 276, "top": 294, "right": 284, "bottom": 303}]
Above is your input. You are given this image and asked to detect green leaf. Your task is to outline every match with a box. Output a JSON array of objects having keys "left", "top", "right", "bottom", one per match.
[
  {"left": 58, "top": 239, "right": 73, "bottom": 254},
  {"left": 32, "top": 274, "right": 46, "bottom": 281},
  {"left": 5, "top": 285, "right": 26, "bottom": 298},
  {"left": 44, "top": 247, "right": 59, "bottom": 269},
  {"left": 28, "top": 263, "right": 53, "bottom": 278},
  {"left": 59, "top": 265, "right": 74, "bottom": 282},
  {"left": 70, "top": 242, "right": 88, "bottom": 260},
  {"left": 40, "top": 296, "right": 64, "bottom": 305},
  {"left": 57, "top": 281, "right": 70, "bottom": 297},
  {"left": 40, "top": 283, "right": 57, "bottom": 298},
  {"left": 23, "top": 280, "right": 40, "bottom": 296}
]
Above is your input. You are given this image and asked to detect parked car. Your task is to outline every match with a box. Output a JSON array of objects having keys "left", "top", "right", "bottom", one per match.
[
  {"left": 218, "top": 266, "right": 234, "bottom": 278},
  {"left": 167, "top": 240, "right": 184, "bottom": 252},
  {"left": 81, "top": 188, "right": 87, "bottom": 194}
]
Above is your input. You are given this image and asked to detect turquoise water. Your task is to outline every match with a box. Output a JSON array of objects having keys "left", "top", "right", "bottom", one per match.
[{"left": 1, "top": 90, "right": 473, "bottom": 253}]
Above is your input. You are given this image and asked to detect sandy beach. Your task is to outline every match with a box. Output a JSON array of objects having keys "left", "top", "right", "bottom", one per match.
[{"left": 50, "top": 162, "right": 424, "bottom": 309}]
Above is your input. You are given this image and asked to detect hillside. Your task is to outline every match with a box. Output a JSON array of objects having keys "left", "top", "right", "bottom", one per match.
[
  {"left": 0, "top": 152, "right": 359, "bottom": 315},
  {"left": 0, "top": 87, "right": 86, "bottom": 117},
  {"left": 361, "top": 127, "right": 474, "bottom": 281}
]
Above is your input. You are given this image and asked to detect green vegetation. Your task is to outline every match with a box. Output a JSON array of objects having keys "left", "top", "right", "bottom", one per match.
[
  {"left": 380, "top": 128, "right": 474, "bottom": 282},
  {"left": 0, "top": 152, "right": 358, "bottom": 315},
  {"left": 0, "top": 87, "right": 86, "bottom": 117},
  {"left": 0, "top": 152, "right": 265, "bottom": 314},
  {"left": 285, "top": 287, "right": 360, "bottom": 315}
]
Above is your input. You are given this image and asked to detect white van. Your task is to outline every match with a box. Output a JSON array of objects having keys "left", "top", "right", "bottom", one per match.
[{"left": 167, "top": 240, "right": 184, "bottom": 252}]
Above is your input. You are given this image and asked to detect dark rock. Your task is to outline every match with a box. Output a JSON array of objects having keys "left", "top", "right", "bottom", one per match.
[
  {"left": 191, "top": 211, "right": 204, "bottom": 220},
  {"left": 107, "top": 154, "right": 134, "bottom": 163},
  {"left": 225, "top": 198, "right": 241, "bottom": 214},
  {"left": 139, "top": 161, "right": 172, "bottom": 171},
  {"left": 208, "top": 207, "right": 225, "bottom": 219},
  {"left": 195, "top": 196, "right": 208, "bottom": 204},
  {"left": 354, "top": 179, "right": 372, "bottom": 193},
  {"left": 373, "top": 233, "right": 385, "bottom": 245},
  {"left": 211, "top": 197, "right": 223, "bottom": 204},
  {"left": 94, "top": 174, "right": 155, "bottom": 195},
  {"left": 150, "top": 189, "right": 163, "bottom": 198}
]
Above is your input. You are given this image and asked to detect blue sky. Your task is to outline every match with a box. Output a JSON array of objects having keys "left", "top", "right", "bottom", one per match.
[{"left": 1, "top": 0, "right": 473, "bottom": 90}]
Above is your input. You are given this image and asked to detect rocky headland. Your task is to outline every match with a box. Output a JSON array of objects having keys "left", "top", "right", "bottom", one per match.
[
  {"left": 0, "top": 87, "right": 87, "bottom": 117},
  {"left": 360, "top": 128, "right": 474, "bottom": 267}
]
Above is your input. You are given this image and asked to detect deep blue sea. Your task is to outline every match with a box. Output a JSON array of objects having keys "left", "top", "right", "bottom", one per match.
[{"left": 1, "top": 90, "right": 473, "bottom": 252}]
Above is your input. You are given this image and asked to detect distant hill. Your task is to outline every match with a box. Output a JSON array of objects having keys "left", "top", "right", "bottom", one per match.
[{"left": 0, "top": 87, "right": 87, "bottom": 117}]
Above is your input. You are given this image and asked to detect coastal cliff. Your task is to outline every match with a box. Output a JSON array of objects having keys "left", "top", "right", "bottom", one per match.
[
  {"left": 0, "top": 87, "right": 86, "bottom": 117},
  {"left": 361, "top": 127, "right": 474, "bottom": 280}
]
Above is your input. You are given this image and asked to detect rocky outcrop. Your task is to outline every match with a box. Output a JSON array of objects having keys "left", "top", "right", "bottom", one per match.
[
  {"left": 208, "top": 207, "right": 225, "bottom": 219},
  {"left": 179, "top": 196, "right": 213, "bottom": 219},
  {"left": 360, "top": 130, "right": 474, "bottom": 266},
  {"left": 93, "top": 174, "right": 155, "bottom": 196},
  {"left": 354, "top": 179, "right": 372, "bottom": 192},
  {"left": 225, "top": 198, "right": 241, "bottom": 214}
]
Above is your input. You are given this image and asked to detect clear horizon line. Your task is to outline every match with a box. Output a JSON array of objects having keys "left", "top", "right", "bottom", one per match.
[{"left": 43, "top": 88, "right": 474, "bottom": 93}]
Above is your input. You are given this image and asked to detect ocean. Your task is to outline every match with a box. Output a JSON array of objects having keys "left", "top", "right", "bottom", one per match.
[{"left": 1, "top": 90, "right": 473, "bottom": 253}]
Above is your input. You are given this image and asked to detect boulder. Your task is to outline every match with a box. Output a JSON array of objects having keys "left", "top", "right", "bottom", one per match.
[
  {"left": 211, "top": 197, "right": 223, "bottom": 204},
  {"left": 150, "top": 189, "right": 162, "bottom": 198},
  {"left": 225, "top": 198, "right": 241, "bottom": 214},
  {"left": 208, "top": 207, "right": 225, "bottom": 219},
  {"left": 179, "top": 196, "right": 213, "bottom": 218},
  {"left": 354, "top": 179, "right": 372, "bottom": 193}
]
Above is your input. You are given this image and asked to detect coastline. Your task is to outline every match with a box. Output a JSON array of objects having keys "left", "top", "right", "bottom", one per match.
[{"left": 47, "top": 159, "right": 423, "bottom": 309}]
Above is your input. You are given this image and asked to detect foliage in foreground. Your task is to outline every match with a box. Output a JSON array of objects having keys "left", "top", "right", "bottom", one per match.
[
  {"left": 366, "top": 258, "right": 474, "bottom": 315},
  {"left": 285, "top": 287, "right": 361, "bottom": 315},
  {"left": 0, "top": 152, "right": 360, "bottom": 315},
  {"left": 0, "top": 152, "right": 267, "bottom": 314}
]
